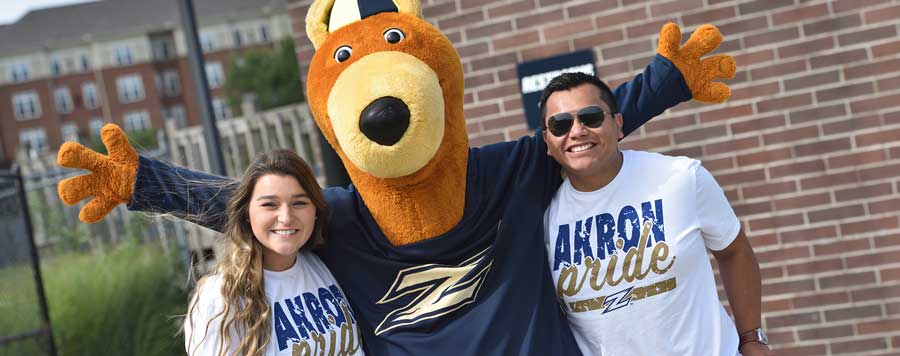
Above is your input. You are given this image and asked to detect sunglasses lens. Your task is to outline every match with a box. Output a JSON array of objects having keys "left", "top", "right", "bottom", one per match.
[
  {"left": 548, "top": 113, "right": 574, "bottom": 137},
  {"left": 577, "top": 106, "right": 605, "bottom": 128}
]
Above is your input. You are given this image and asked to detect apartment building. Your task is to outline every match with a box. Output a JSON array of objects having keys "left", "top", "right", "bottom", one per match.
[{"left": 0, "top": 0, "right": 292, "bottom": 161}]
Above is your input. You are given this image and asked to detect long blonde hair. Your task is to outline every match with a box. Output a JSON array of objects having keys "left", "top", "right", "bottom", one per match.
[{"left": 186, "top": 149, "right": 329, "bottom": 356}]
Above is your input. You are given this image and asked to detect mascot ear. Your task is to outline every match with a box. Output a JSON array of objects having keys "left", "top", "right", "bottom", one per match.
[
  {"left": 305, "top": 0, "right": 335, "bottom": 50},
  {"left": 393, "top": 0, "right": 422, "bottom": 18},
  {"left": 305, "top": 0, "right": 422, "bottom": 49}
]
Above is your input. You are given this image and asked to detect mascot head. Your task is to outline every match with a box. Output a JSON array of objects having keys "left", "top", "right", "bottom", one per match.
[
  {"left": 305, "top": 0, "right": 467, "bottom": 180},
  {"left": 304, "top": 0, "right": 470, "bottom": 244}
]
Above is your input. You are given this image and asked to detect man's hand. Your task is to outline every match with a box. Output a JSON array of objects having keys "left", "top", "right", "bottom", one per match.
[
  {"left": 740, "top": 341, "right": 776, "bottom": 356},
  {"left": 658, "top": 22, "right": 736, "bottom": 103},
  {"left": 57, "top": 124, "right": 139, "bottom": 223}
]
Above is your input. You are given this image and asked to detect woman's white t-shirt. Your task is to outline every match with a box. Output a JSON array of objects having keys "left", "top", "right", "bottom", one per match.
[{"left": 185, "top": 251, "right": 365, "bottom": 355}]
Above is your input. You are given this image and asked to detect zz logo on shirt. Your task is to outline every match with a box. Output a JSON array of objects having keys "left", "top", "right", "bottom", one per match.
[
  {"left": 602, "top": 286, "right": 635, "bottom": 314},
  {"left": 375, "top": 247, "right": 493, "bottom": 335}
]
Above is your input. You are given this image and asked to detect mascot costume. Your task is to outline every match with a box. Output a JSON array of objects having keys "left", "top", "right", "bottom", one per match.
[{"left": 57, "top": 0, "right": 735, "bottom": 354}]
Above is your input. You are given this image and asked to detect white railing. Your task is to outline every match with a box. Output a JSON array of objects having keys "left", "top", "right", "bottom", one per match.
[{"left": 163, "top": 103, "right": 325, "bottom": 181}]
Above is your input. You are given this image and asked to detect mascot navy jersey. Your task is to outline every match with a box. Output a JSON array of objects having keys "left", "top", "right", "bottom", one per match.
[
  {"left": 126, "top": 55, "right": 690, "bottom": 355},
  {"left": 315, "top": 134, "right": 572, "bottom": 355}
]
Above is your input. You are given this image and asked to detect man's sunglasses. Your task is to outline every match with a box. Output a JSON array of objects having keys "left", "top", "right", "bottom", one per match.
[{"left": 544, "top": 106, "right": 617, "bottom": 137}]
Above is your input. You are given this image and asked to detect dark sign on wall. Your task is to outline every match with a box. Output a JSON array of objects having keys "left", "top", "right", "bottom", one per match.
[{"left": 516, "top": 50, "right": 597, "bottom": 130}]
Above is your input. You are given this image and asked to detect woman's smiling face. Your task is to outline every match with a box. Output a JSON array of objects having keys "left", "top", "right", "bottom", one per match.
[{"left": 248, "top": 174, "right": 317, "bottom": 271}]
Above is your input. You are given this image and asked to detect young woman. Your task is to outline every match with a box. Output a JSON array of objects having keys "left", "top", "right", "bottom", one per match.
[{"left": 184, "top": 149, "right": 364, "bottom": 356}]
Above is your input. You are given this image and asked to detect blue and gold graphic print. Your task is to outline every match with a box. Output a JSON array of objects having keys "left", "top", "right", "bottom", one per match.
[
  {"left": 272, "top": 283, "right": 361, "bottom": 354},
  {"left": 552, "top": 199, "right": 677, "bottom": 314},
  {"left": 375, "top": 247, "right": 492, "bottom": 335}
]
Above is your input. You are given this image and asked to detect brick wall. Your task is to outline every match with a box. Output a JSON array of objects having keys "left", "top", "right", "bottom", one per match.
[{"left": 286, "top": 0, "right": 900, "bottom": 354}]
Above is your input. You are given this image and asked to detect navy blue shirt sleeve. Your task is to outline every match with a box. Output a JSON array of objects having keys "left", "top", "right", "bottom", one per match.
[
  {"left": 125, "top": 55, "right": 688, "bottom": 235},
  {"left": 127, "top": 156, "right": 235, "bottom": 232},
  {"left": 614, "top": 54, "right": 692, "bottom": 136}
]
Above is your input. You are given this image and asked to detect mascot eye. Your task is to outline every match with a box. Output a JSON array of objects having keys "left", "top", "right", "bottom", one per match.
[
  {"left": 383, "top": 28, "right": 405, "bottom": 44},
  {"left": 334, "top": 45, "right": 352, "bottom": 63}
]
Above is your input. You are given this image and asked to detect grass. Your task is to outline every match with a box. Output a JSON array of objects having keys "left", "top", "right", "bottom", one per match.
[
  {"left": 0, "top": 263, "right": 43, "bottom": 333},
  {"left": 0, "top": 262, "right": 47, "bottom": 356},
  {"left": 1, "top": 242, "right": 187, "bottom": 356}
]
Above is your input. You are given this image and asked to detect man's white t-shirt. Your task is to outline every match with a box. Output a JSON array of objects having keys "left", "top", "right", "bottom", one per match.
[
  {"left": 543, "top": 150, "right": 741, "bottom": 356},
  {"left": 185, "top": 251, "right": 365, "bottom": 356}
]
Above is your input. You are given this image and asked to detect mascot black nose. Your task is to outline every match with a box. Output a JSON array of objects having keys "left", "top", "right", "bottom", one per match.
[{"left": 359, "top": 96, "right": 410, "bottom": 146}]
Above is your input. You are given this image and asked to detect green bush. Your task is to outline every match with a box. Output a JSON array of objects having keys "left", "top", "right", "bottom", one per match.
[{"left": 0, "top": 243, "right": 187, "bottom": 355}]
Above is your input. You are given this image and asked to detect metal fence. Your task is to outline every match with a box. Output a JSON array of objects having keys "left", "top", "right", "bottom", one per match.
[{"left": 0, "top": 164, "right": 57, "bottom": 356}]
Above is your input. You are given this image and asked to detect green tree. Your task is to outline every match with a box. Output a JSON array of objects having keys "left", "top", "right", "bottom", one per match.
[
  {"left": 224, "top": 39, "right": 305, "bottom": 114},
  {"left": 89, "top": 128, "right": 159, "bottom": 154}
]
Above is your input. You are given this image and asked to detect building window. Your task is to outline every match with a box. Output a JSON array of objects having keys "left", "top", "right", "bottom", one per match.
[
  {"left": 61, "top": 123, "right": 79, "bottom": 143},
  {"left": 12, "top": 91, "right": 41, "bottom": 120},
  {"left": 114, "top": 46, "right": 133, "bottom": 66},
  {"left": 8, "top": 61, "right": 30, "bottom": 82},
  {"left": 205, "top": 62, "right": 224, "bottom": 88},
  {"left": 89, "top": 119, "right": 105, "bottom": 138},
  {"left": 19, "top": 128, "right": 48, "bottom": 158},
  {"left": 200, "top": 32, "right": 216, "bottom": 52},
  {"left": 123, "top": 110, "right": 151, "bottom": 132},
  {"left": 164, "top": 105, "right": 187, "bottom": 128},
  {"left": 162, "top": 70, "right": 181, "bottom": 97},
  {"left": 54, "top": 87, "right": 74, "bottom": 113},
  {"left": 82, "top": 82, "right": 99, "bottom": 108},
  {"left": 232, "top": 29, "right": 242, "bottom": 47},
  {"left": 50, "top": 58, "right": 63, "bottom": 76},
  {"left": 212, "top": 97, "right": 231, "bottom": 120},
  {"left": 259, "top": 25, "right": 269, "bottom": 42},
  {"left": 152, "top": 39, "right": 175, "bottom": 60},
  {"left": 64, "top": 57, "right": 76, "bottom": 72},
  {"left": 81, "top": 54, "right": 91, "bottom": 71},
  {"left": 116, "top": 74, "right": 145, "bottom": 103}
]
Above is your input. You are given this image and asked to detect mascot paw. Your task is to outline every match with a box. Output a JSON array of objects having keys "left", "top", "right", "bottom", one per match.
[
  {"left": 658, "top": 23, "right": 736, "bottom": 103},
  {"left": 57, "top": 124, "right": 139, "bottom": 223}
]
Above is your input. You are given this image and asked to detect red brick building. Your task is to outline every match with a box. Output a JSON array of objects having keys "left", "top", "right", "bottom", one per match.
[
  {"left": 0, "top": 0, "right": 292, "bottom": 161},
  {"left": 285, "top": 0, "right": 900, "bottom": 354}
]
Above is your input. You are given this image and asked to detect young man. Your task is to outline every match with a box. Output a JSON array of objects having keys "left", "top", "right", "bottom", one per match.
[{"left": 539, "top": 72, "right": 775, "bottom": 356}]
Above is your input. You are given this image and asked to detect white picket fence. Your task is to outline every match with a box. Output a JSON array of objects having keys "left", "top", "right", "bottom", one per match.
[{"left": 164, "top": 103, "right": 325, "bottom": 180}]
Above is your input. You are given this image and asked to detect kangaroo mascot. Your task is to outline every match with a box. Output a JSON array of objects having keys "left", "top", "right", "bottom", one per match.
[{"left": 57, "top": 0, "right": 735, "bottom": 354}]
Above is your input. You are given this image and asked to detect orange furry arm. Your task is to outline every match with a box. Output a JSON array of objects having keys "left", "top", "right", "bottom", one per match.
[
  {"left": 658, "top": 23, "right": 737, "bottom": 103},
  {"left": 57, "top": 124, "right": 138, "bottom": 223}
]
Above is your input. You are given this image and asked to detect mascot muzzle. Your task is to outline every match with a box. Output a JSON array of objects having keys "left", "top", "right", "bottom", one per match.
[{"left": 327, "top": 51, "right": 445, "bottom": 179}]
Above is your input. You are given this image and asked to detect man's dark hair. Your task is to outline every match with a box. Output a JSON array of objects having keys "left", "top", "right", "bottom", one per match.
[{"left": 538, "top": 72, "right": 618, "bottom": 125}]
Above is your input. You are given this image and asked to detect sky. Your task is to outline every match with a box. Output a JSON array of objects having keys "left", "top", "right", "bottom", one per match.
[{"left": 0, "top": 0, "right": 96, "bottom": 25}]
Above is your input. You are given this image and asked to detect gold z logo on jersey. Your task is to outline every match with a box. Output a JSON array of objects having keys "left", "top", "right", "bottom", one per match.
[{"left": 375, "top": 248, "right": 493, "bottom": 335}]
